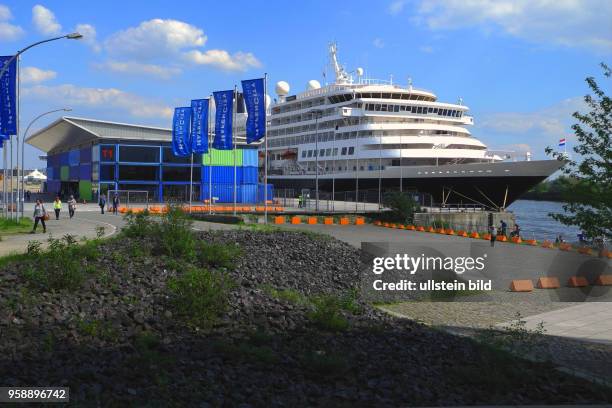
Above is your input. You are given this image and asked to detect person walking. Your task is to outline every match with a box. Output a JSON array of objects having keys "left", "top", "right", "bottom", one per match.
[
  {"left": 99, "top": 195, "right": 106, "bottom": 214},
  {"left": 499, "top": 220, "right": 507, "bottom": 237},
  {"left": 53, "top": 196, "right": 62, "bottom": 220},
  {"left": 490, "top": 225, "right": 498, "bottom": 247},
  {"left": 31, "top": 199, "right": 47, "bottom": 234},
  {"left": 67, "top": 195, "right": 77, "bottom": 219},
  {"left": 112, "top": 194, "right": 120, "bottom": 215}
]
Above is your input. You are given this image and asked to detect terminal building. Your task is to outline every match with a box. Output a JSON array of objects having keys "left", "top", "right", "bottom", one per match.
[{"left": 25, "top": 116, "right": 267, "bottom": 203}]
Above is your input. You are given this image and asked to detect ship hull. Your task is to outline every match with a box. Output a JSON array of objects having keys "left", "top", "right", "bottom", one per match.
[{"left": 266, "top": 160, "right": 563, "bottom": 209}]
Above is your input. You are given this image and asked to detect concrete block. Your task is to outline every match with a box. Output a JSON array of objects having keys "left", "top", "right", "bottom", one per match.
[
  {"left": 537, "top": 277, "right": 560, "bottom": 289},
  {"left": 510, "top": 280, "right": 534, "bottom": 292}
]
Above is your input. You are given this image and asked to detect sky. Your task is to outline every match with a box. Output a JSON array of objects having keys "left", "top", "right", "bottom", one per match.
[{"left": 0, "top": 0, "right": 610, "bottom": 167}]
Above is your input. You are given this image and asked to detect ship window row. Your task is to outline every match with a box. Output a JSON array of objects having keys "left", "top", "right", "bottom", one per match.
[
  {"left": 364, "top": 103, "right": 463, "bottom": 118},
  {"left": 269, "top": 129, "right": 466, "bottom": 148},
  {"left": 300, "top": 146, "right": 354, "bottom": 158},
  {"left": 271, "top": 97, "right": 326, "bottom": 114},
  {"left": 356, "top": 92, "right": 435, "bottom": 102}
]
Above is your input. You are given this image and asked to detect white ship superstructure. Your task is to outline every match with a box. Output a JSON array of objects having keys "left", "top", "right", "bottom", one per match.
[{"left": 263, "top": 43, "right": 561, "bottom": 209}]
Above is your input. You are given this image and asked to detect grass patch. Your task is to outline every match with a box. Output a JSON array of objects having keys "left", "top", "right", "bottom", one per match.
[
  {"left": 76, "top": 318, "right": 119, "bottom": 342},
  {"left": 167, "top": 267, "right": 235, "bottom": 329},
  {"left": 308, "top": 295, "right": 350, "bottom": 332},
  {"left": 263, "top": 285, "right": 309, "bottom": 306},
  {"left": 0, "top": 217, "right": 32, "bottom": 235},
  {"left": 196, "top": 241, "right": 241, "bottom": 269}
]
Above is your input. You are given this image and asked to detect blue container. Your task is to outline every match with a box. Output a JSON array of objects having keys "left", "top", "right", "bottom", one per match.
[
  {"left": 202, "top": 166, "right": 251, "bottom": 184},
  {"left": 69, "top": 166, "right": 79, "bottom": 180},
  {"left": 46, "top": 167, "right": 54, "bottom": 180},
  {"left": 59, "top": 152, "right": 70, "bottom": 166},
  {"left": 240, "top": 184, "right": 257, "bottom": 203},
  {"left": 241, "top": 166, "right": 258, "bottom": 184},
  {"left": 257, "top": 183, "right": 274, "bottom": 203},
  {"left": 47, "top": 154, "right": 58, "bottom": 167},
  {"left": 79, "top": 164, "right": 91, "bottom": 180},
  {"left": 46, "top": 180, "right": 60, "bottom": 194},
  {"left": 201, "top": 183, "right": 242, "bottom": 203},
  {"left": 242, "top": 149, "right": 258, "bottom": 167},
  {"left": 80, "top": 147, "right": 92, "bottom": 163},
  {"left": 69, "top": 149, "right": 80, "bottom": 166}
]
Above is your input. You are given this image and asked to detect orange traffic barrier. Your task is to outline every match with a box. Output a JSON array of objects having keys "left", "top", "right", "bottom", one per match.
[
  {"left": 568, "top": 276, "right": 589, "bottom": 287},
  {"left": 482, "top": 233, "right": 491, "bottom": 240},
  {"left": 536, "top": 277, "right": 560, "bottom": 289},
  {"left": 398, "top": 224, "right": 406, "bottom": 229},
  {"left": 577, "top": 247, "right": 592, "bottom": 255},
  {"left": 525, "top": 239, "right": 538, "bottom": 246},
  {"left": 390, "top": 223, "right": 397, "bottom": 228},
  {"left": 427, "top": 226, "right": 435, "bottom": 233},
  {"left": 355, "top": 217, "right": 365, "bottom": 225},
  {"left": 511, "top": 236, "right": 522, "bottom": 244},
  {"left": 291, "top": 216, "right": 301, "bottom": 225},
  {"left": 510, "top": 280, "right": 534, "bottom": 292},
  {"left": 436, "top": 228, "right": 445, "bottom": 234},
  {"left": 417, "top": 226, "right": 425, "bottom": 232},
  {"left": 458, "top": 230, "right": 468, "bottom": 237},
  {"left": 541, "top": 240, "right": 554, "bottom": 249},
  {"left": 340, "top": 217, "right": 350, "bottom": 225},
  {"left": 497, "top": 235, "right": 508, "bottom": 242},
  {"left": 374, "top": 220, "right": 382, "bottom": 226},
  {"left": 307, "top": 217, "right": 318, "bottom": 225},
  {"left": 446, "top": 229, "right": 455, "bottom": 235},
  {"left": 559, "top": 243, "right": 572, "bottom": 251},
  {"left": 407, "top": 225, "right": 415, "bottom": 230},
  {"left": 274, "top": 216, "right": 285, "bottom": 224},
  {"left": 324, "top": 217, "right": 334, "bottom": 225},
  {"left": 595, "top": 275, "right": 612, "bottom": 286},
  {"left": 383, "top": 222, "right": 390, "bottom": 228},
  {"left": 470, "top": 231, "right": 480, "bottom": 239}
]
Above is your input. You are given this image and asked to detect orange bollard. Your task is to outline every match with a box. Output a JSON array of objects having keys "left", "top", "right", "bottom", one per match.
[
  {"left": 373, "top": 220, "right": 382, "bottom": 226},
  {"left": 307, "top": 217, "right": 318, "bottom": 225},
  {"left": 427, "top": 226, "right": 436, "bottom": 233},
  {"left": 536, "top": 277, "right": 560, "bottom": 289},
  {"left": 497, "top": 235, "right": 508, "bottom": 242},
  {"left": 291, "top": 216, "right": 301, "bottom": 224},
  {"left": 510, "top": 280, "right": 534, "bottom": 292},
  {"left": 274, "top": 216, "right": 285, "bottom": 224},
  {"left": 340, "top": 217, "right": 350, "bottom": 225},
  {"left": 511, "top": 236, "right": 522, "bottom": 244},
  {"left": 416, "top": 226, "right": 425, "bottom": 231},
  {"left": 446, "top": 229, "right": 455, "bottom": 235},
  {"left": 559, "top": 243, "right": 572, "bottom": 251},
  {"left": 567, "top": 276, "right": 589, "bottom": 287},
  {"left": 407, "top": 225, "right": 415, "bottom": 230},
  {"left": 577, "top": 247, "right": 592, "bottom": 255},
  {"left": 470, "top": 231, "right": 480, "bottom": 239},
  {"left": 324, "top": 217, "right": 334, "bottom": 225},
  {"left": 355, "top": 217, "right": 365, "bottom": 225}
]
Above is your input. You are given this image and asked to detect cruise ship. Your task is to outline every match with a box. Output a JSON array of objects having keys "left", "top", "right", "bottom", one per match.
[{"left": 264, "top": 43, "right": 562, "bottom": 210}]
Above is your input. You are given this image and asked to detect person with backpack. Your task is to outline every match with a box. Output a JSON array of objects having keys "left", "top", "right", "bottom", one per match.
[
  {"left": 31, "top": 199, "right": 47, "bottom": 234},
  {"left": 67, "top": 195, "right": 77, "bottom": 219},
  {"left": 53, "top": 196, "right": 62, "bottom": 220},
  {"left": 99, "top": 195, "right": 106, "bottom": 214}
]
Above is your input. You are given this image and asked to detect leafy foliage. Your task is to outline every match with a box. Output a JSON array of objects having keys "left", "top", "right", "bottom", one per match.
[
  {"left": 380, "top": 192, "right": 421, "bottom": 224},
  {"left": 545, "top": 63, "right": 612, "bottom": 239}
]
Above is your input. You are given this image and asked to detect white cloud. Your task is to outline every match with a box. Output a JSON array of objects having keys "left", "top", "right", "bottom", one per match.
[
  {"left": 32, "top": 4, "right": 61, "bottom": 35},
  {"left": 0, "top": 5, "right": 24, "bottom": 41},
  {"left": 105, "top": 19, "right": 206, "bottom": 60},
  {"left": 75, "top": 23, "right": 100, "bottom": 52},
  {"left": 479, "top": 97, "right": 585, "bottom": 136},
  {"left": 372, "top": 38, "right": 385, "bottom": 48},
  {"left": 388, "top": 0, "right": 406, "bottom": 15},
  {"left": 22, "top": 84, "right": 173, "bottom": 119},
  {"left": 184, "top": 49, "right": 261, "bottom": 72},
  {"left": 95, "top": 60, "right": 181, "bottom": 79},
  {"left": 21, "top": 66, "right": 56, "bottom": 84},
  {"left": 413, "top": 0, "right": 612, "bottom": 53}
]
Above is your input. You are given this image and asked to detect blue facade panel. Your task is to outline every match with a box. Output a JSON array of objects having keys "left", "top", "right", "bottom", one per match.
[
  {"left": 242, "top": 166, "right": 258, "bottom": 184},
  {"left": 79, "top": 164, "right": 91, "bottom": 180},
  {"left": 46, "top": 167, "right": 54, "bottom": 180},
  {"left": 69, "top": 166, "right": 79, "bottom": 180},
  {"left": 242, "top": 149, "right": 258, "bottom": 167},
  {"left": 68, "top": 150, "right": 80, "bottom": 166},
  {"left": 257, "top": 183, "right": 274, "bottom": 203},
  {"left": 59, "top": 152, "right": 70, "bottom": 166},
  {"left": 240, "top": 184, "right": 257, "bottom": 203},
  {"left": 80, "top": 147, "right": 92, "bottom": 163},
  {"left": 46, "top": 180, "right": 60, "bottom": 194}
]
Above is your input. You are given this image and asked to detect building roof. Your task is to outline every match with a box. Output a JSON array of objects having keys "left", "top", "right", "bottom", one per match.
[
  {"left": 25, "top": 116, "right": 172, "bottom": 153},
  {"left": 26, "top": 115, "right": 255, "bottom": 153}
]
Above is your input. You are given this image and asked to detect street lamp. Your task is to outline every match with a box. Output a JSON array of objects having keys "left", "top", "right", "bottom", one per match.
[
  {"left": 0, "top": 32, "right": 82, "bottom": 221},
  {"left": 309, "top": 109, "right": 323, "bottom": 212},
  {"left": 20, "top": 108, "right": 72, "bottom": 218}
]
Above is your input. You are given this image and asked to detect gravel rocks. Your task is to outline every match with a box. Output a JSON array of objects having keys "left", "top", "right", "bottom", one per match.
[{"left": 0, "top": 230, "right": 610, "bottom": 406}]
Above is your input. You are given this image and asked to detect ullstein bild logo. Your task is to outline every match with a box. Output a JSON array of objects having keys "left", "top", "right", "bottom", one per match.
[{"left": 372, "top": 253, "right": 487, "bottom": 275}]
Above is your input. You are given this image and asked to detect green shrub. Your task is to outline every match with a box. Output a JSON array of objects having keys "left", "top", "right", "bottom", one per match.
[
  {"left": 379, "top": 192, "right": 421, "bottom": 224},
  {"left": 76, "top": 318, "right": 118, "bottom": 342},
  {"left": 263, "top": 285, "right": 309, "bottom": 306},
  {"left": 307, "top": 295, "right": 350, "bottom": 332},
  {"left": 196, "top": 241, "right": 241, "bottom": 269},
  {"left": 167, "top": 267, "right": 234, "bottom": 329}
]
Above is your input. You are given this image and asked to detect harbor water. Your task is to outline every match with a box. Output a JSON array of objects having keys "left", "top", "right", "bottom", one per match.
[{"left": 508, "top": 200, "right": 581, "bottom": 242}]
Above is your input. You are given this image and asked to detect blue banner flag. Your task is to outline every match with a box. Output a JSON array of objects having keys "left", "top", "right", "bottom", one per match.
[
  {"left": 190, "top": 99, "right": 209, "bottom": 154},
  {"left": 0, "top": 56, "right": 17, "bottom": 136},
  {"left": 172, "top": 107, "right": 192, "bottom": 157},
  {"left": 213, "top": 90, "right": 234, "bottom": 150},
  {"left": 241, "top": 78, "right": 266, "bottom": 144}
]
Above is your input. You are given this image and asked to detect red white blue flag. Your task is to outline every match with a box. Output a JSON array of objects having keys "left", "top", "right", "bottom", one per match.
[{"left": 558, "top": 138, "right": 566, "bottom": 147}]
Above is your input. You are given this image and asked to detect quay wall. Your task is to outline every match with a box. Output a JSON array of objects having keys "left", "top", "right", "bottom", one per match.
[{"left": 414, "top": 211, "right": 516, "bottom": 234}]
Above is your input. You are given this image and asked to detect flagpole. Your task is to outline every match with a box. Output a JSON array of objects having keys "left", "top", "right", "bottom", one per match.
[
  {"left": 2, "top": 141, "right": 6, "bottom": 218},
  {"left": 233, "top": 85, "right": 237, "bottom": 216},
  {"left": 15, "top": 55, "right": 20, "bottom": 221},
  {"left": 264, "top": 73, "right": 268, "bottom": 224},
  {"left": 9, "top": 136, "right": 13, "bottom": 220},
  {"left": 188, "top": 152, "right": 193, "bottom": 213},
  {"left": 208, "top": 95, "right": 213, "bottom": 214}
]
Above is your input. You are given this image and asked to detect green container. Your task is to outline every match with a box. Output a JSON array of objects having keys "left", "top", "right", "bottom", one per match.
[
  {"left": 60, "top": 166, "right": 69, "bottom": 181},
  {"left": 202, "top": 148, "right": 243, "bottom": 166},
  {"left": 79, "top": 181, "right": 93, "bottom": 201}
]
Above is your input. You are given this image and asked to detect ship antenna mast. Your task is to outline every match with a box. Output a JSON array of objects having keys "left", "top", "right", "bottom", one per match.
[{"left": 329, "top": 42, "right": 350, "bottom": 84}]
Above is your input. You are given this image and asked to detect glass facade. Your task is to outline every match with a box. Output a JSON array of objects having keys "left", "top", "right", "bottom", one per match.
[{"left": 119, "top": 145, "right": 160, "bottom": 163}]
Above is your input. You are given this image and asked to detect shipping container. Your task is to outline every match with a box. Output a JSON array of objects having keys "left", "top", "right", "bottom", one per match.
[
  {"left": 60, "top": 166, "right": 69, "bottom": 181},
  {"left": 69, "top": 166, "right": 79, "bottom": 180},
  {"left": 80, "top": 147, "right": 92, "bottom": 163},
  {"left": 59, "top": 152, "right": 70, "bottom": 166},
  {"left": 46, "top": 167, "right": 54, "bottom": 180},
  {"left": 242, "top": 149, "right": 258, "bottom": 167},
  {"left": 79, "top": 164, "right": 92, "bottom": 180},
  {"left": 79, "top": 181, "right": 93, "bottom": 201},
  {"left": 201, "top": 183, "right": 239, "bottom": 203},
  {"left": 240, "top": 184, "right": 257, "bottom": 203},
  {"left": 46, "top": 180, "right": 60, "bottom": 194},
  {"left": 201, "top": 148, "right": 243, "bottom": 166},
  {"left": 241, "top": 166, "right": 258, "bottom": 184},
  {"left": 257, "top": 183, "right": 274, "bottom": 203},
  {"left": 201, "top": 165, "right": 243, "bottom": 184},
  {"left": 68, "top": 149, "right": 80, "bottom": 166}
]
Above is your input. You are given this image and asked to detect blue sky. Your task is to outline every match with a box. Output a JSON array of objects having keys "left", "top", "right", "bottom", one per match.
[{"left": 0, "top": 0, "right": 610, "bottom": 167}]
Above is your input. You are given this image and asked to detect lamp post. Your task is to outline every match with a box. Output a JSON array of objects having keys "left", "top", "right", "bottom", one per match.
[
  {"left": 310, "top": 109, "right": 323, "bottom": 212},
  {"left": 0, "top": 32, "right": 82, "bottom": 221},
  {"left": 20, "top": 108, "right": 72, "bottom": 218}
]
